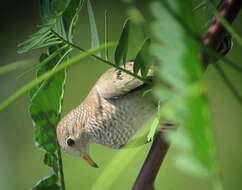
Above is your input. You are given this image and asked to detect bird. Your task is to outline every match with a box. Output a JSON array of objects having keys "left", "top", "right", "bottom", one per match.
[{"left": 56, "top": 61, "right": 156, "bottom": 167}]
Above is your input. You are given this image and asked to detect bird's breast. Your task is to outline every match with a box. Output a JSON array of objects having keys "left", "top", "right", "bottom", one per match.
[{"left": 89, "top": 92, "right": 156, "bottom": 149}]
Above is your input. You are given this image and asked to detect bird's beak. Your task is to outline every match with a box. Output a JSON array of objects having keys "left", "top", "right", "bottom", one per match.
[{"left": 82, "top": 154, "right": 99, "bottom": 168}]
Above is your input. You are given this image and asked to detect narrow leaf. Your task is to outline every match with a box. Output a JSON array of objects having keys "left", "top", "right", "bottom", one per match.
[
  {"left": 18, "top": 30, "right": 52, "bottom": 54},
  {"left": 114, "top": 19, "right": 130, "bottom": 66},
  {"left": 44, "top": 153, "right": 59, "bottom": 173},
  {"left": 87, "top": 0, "right": 101, "bottom": 56},
  {"left": 147, "top": 115, "right": 160, "bottom": 142},
  {"left": 50, "top": 0, "right": 71, "bottom": 17},
  {"left": 17, "top": 45, "right": 69, "bottom": 79},
  {"left": 150, "top": 1, "right": 222, "bottom": 188},
  {"left": 133, "top": 38, "right": 151, "bottom": 77},
  {"left": 62, "top": 0, "right": 84, "bottom": 41},
  {"left": 104, "top": 10, "right": 109, "bottom": 60},
  {"left": 30, "top": 11, "right": 70, "bottom": 190},
  {"left": 0, "top": 43, "right": 115, "bottom": 112}
]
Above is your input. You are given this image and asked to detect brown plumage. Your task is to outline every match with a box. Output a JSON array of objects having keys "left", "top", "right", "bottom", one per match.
[{"left": 56, "top": 62, "right": 156, "bottom": 167}]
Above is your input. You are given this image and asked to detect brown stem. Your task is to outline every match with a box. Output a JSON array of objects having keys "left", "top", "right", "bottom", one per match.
[
  {"left": 132, "top": 125, "right": 176, "bottom": 190},
  {"left": 132, "top": 0, "right": 242, "bottom": 189},
  {"left": 203, "top": 0, "right": 242, "bottom": 68}
]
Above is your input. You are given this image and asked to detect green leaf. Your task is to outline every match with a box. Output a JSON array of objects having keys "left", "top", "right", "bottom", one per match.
[
  {"left": 133, "top": 38, "right": 151, "bottom": 77},
  {"left": 62, "top": 0, "right": 84, "bottom": 41},
  {"left": 32, "top": 174, "right": 60, "bottom": 190},
  {"left": 104, "top": 10, "right": 109, "bottom": 60},
  {"left": 29, "top": 5, "right": 70, "bottom": 189},
  {"left": 29, "top": 19, "right": 70, "bottom": 190},
  {"left": 17, "top": 30, "right": 60, "bottom": 54},
  {"left": 150, "top": 0, "right": 221, "bottom": 186},
  {"left": 50, "top": 0, "right": 71, "bottom": 17},
  {"left": 17, "top": 45, "right": 69, "bottom": 79},
  {"left": 25, "top": 2, "right": 86, "bottom": 190},
  {"left": 16, "top": 1, "right": 92, "bottom": 190},
  {"left": 29, "top": 67, "right": 66, "bottom": 152},
  {"left": 114, "top": 19, "right": 130, "bottom": 66},
  {"left": 87, "top": 0, "right": 101, "bottom": 56},
  {"left": 147, "top": 115, "right": 160, "bottom": 142},
  {"left": 44, "top": 153, "right": 59, "bottom": 173},
  {"left": 17, "top": 0, "right": 83, "bottom": 53},
  {"left": 0, "top": 43, "right": 115, "bottom": 112},
  {"left": 17, "top": 0, "right": 77, "bottom": 54}
]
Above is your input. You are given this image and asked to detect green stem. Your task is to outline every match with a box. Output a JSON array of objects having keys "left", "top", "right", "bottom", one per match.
[
  {"left": 50, "top": 29, "right": 152, "bottom": 85},
  {"left": 105, "top": 10, "right": 109, "bottom": 60},
  {"left": 17, "top": 45, "right": 69, "bottom": 79},
  {"left": 161, "top": 0, "right": 242, "bottom": 73},
  {"left": 57, "top": 142, "right": 66, "bottom": 190},
  {"left": 0, "top": 43, "right": 115, "bottom": 112}
]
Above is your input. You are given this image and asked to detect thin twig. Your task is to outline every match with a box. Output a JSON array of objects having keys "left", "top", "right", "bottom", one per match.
[
  {"left": 105, "top": 10, "right": 109, "bottom": 61},
  {"left": 156, "top": 0, "right": 242, "bottom": 71},
  {"left": 203, "top": 0, "right": 242, "bottom": 66},
  {"left": 50, "top": 29, "right": 152, "bottom": 85},
  {"left": 160, "top": 0, "right": 242, "bottom": 103},
  {"left": 132, "top": 0, "right": 242, "bottom": 189}
]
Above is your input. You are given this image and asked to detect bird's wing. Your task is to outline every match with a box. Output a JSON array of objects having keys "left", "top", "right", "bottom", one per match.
[{"left": 95, "top": 61, "right": 150, "bottom": 99}]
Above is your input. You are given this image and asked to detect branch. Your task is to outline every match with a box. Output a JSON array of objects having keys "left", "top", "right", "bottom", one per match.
[
  {"left": 50, "top": 30, "right": 151, "bottom": 85},
  {"left": 132, "top": 0, "right": 242, "bottom": 189},
  {"left": 132, "top": 125, "right": 176, "bottom": 190},
  {"left": 203, "top": 0, "right": 242, "bottom": 67}
]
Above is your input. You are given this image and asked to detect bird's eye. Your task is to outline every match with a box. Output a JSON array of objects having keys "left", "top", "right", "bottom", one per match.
[{"left": 66, "top": 138, "right": 75, "bottom": 147}]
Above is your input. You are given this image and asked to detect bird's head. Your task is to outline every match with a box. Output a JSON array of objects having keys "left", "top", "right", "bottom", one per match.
[{"left": 56, "top": 108, "right": 98, "bottom": 168}]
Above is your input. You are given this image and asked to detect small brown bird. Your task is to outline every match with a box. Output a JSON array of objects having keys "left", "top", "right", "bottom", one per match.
[{"left": 56, "top": 61, "right": 156, "bottom": 167}]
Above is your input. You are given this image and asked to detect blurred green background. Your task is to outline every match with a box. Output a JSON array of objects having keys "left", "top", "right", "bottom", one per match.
[{"left": 0, "top": 0, "right": 242, "bottom": 189}]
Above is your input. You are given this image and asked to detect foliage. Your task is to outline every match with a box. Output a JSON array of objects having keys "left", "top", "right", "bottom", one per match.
[
  {"left": 114, "top": 19, "right": 130, "bottom": 66},
  {"left": 133, "top": 38, "right": 151, "bottom": 77},
  {"left": 17, "top": 0, "right": 82, "bottom": 54},
  {"left": 0, "top": 44, "right": 114, "bottom": 112},
  {"left": 26, "top": 0, "right": 82, "bottom": 189},
  {"left": 87, "top": 0, "right": 101, "bottom": 56},
  {"left": 150, "top": 0, "right": 222, "bottom": 188},
  {"left": 1, "top": 0, "right": 242, "bottom": 190},
  {"left": 29, "top": 49, "right": 68, "bottom": 189}
]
